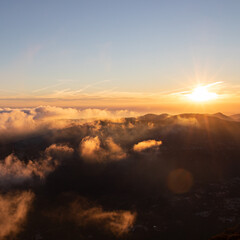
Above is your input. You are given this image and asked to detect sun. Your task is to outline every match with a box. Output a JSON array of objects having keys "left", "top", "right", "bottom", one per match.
[{"left": 187, "top": 85, "right": 218, "bottom": 102}]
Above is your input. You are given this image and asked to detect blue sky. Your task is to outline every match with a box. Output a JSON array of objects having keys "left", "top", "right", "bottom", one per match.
[{"left": 0, "top": 0, "right": 240, "bottom": 111}]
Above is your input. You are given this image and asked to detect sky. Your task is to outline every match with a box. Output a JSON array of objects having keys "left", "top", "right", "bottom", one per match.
[{"left": 0, "top": 0, "right": 240, "bottom": 113}]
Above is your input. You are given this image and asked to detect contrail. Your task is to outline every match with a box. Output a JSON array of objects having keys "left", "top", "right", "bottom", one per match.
[
  {"left": 171, "top": 81, "right": 223, "bottom": 95},
  {"left": 33, "top": 82, "right": 66, "bottom": 93},
  {"left": 204, "top": 81, "right": 223, "bottom": 88},
  {"left": 51, "top": 79, "right": 111, "bottom": 96}
]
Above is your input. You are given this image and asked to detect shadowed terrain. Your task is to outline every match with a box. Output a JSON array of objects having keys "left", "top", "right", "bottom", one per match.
[{"left": 0, "top": 108, "right": 240, "bottom": 239}]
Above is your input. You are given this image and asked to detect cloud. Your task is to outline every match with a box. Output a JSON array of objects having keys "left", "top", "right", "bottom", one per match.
[
  {"left": 45, "top": 144, "right": 74, "bottom": 160},
  {"left": 0, "top": 142, "right": 75, "bottom": 188},
  {"left": 33, "top": 106, "right": 137, "bottom": 120},
  {"left": 52, "top": 196, "right": 136, "bottom": 236},
  {"left": 0, "top": 106, "right": 138, "bottom": 141},
  {"left": 79, "top": 136, "right": 101, "bottom": 161},
  {"left": 33, "top": 106, "right": 80, "bottom": 120},
  {"left": 0, "top": 191, "right": 34, "bottom": 239},
  {"left": 175, "top": 116, "right": 199, "bottom": 127},
  {"left": 0, "top": 109, "right": 37, "bottom": 139},
  {"left": 105, "top": 137, "right": 126, "bottom": 160},
  {"left": 0, "top": 153, "right": 60, "bottom": 187},
  {"left": 133, "top": 139, "right": 162, "bottom": 152},
  {"left": 70, "top": 204, "right": 135, "bottom": 236},
  {"left": 79, "top": 136, "right": 126, "bottom": 163},
  {"left": 0, "top": 109, "right": 237, "bottom": 238}
]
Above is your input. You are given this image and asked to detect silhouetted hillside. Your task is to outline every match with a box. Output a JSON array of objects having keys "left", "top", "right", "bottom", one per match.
[{"left": 1, "top": 111, "right": 240, "bottom": 240}]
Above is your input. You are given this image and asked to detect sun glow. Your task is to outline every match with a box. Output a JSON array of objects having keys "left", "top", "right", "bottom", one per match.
[{"left": 187, "top": 85, "right": 218, "bottom": 102}]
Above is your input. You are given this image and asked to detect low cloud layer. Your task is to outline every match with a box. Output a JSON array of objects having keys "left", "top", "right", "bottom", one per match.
[
  {"left": 0, "top": 191, "right": 34, "bottom": 239},
  {"left": 0, "top": 108, "right": 239, "bottom": 239},
  {"left": 0, "top": 106, "right": 138, "bottom": 140},
  {"left": 0, "top": 109, "right": 37, "bottom": 139},
  {"left": 34, "top": 106, "right": 137, "bottom": 120}
]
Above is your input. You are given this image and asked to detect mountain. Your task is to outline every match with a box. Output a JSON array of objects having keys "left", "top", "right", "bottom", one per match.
[
  {"left": 230, "top": 114, "right": 240, "bottom": 121},
  {"left": 137, "top": 113, "right": 170, "bottom": 121},
  {"left": 211, "top": 112, "right": 233, "bottom": 121}
]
